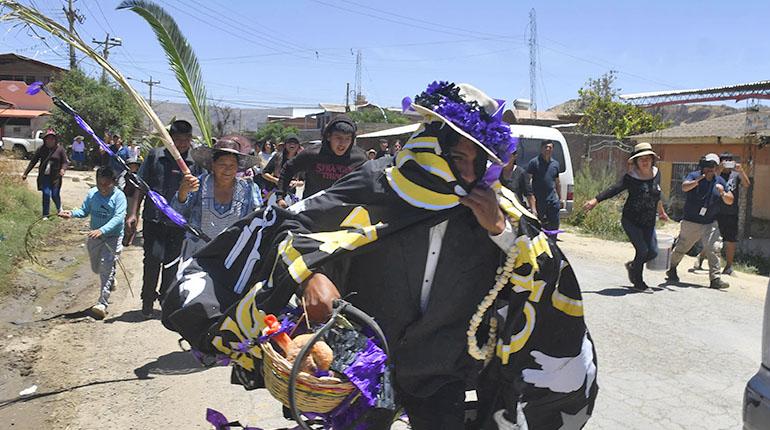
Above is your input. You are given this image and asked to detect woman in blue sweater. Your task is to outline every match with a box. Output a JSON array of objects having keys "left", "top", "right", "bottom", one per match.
[{"left": 59, "top": 167, "right": 127, "bottom": 319}]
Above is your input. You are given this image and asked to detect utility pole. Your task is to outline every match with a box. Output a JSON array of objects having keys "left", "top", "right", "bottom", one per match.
[
  {"left": 528, "top": 8, "right": 538, "bottom": 119},
  {"left": 345, "top": 82, "right": 351, "bottom": 112},
  {"left": 63, "top": 0, "right": 84, "bottom": 70},
  {"left": 92, "top": 33, "right": 122, "bottom": 84},
  {"left": 139, "top": 76, "right": 160, "bottom": 129}
]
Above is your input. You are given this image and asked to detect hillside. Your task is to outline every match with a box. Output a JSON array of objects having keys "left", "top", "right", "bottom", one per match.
[{"left": 548, "top": 99, "right": 741, "bottom": 126}]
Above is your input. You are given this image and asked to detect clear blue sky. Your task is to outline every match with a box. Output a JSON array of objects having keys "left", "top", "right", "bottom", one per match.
[{"left": 2, "top": 0, "right": 769, "bottom": 110}]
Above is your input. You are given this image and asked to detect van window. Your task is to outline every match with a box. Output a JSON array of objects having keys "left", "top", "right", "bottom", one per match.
[{"left": 515, "top": 138, "right": 567, "bottom": 173}]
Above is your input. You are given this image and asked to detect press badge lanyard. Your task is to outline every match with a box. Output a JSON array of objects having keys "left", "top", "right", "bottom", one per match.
[{"left": 697, "top": 178, "right": 716, "bottom": 217}]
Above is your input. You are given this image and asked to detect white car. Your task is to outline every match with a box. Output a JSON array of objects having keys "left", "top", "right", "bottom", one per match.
[
  {"left": 3, "top": 129, "right": 45, "bottom": 159},
  {"left": 743, "top": 279, "right": 770, "bottom": 429},
  {"left": 510, "top": 124, "right": 575, "bottom": 216}
]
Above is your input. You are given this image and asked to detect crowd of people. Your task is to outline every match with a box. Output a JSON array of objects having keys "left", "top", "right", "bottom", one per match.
[{"left": 16, "top": 82, "right": 753, "bottom": 428}]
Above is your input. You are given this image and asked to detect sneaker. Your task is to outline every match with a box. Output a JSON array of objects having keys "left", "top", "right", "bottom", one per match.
[
  {"left": 666, "top": 267, "right": 679, "bottom": 283},
  {"left": 142, "top": 301, "right": 154, "bottom": 318},
  {"left": 90, "top": 303, "right": 107, "bottom": 320},
  {"left": 722, "top": 266, "right": 734, "bottom": 276},
  {"left": 710, "top": 278, "right": 730, "bottom": 289},
  {"left": 624, "top": 262, "right": 634, "bottom": 284}
]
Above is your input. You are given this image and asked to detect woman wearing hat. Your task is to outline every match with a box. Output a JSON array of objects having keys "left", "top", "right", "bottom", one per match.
[
  {"left": 22, "top": 129, "right": 69, "bottom": 218},
  {"left": 71, "top": 135, "right": 86, "bottom": 170},
  {"left": 172, "top": 135, "right": 262, "bottom": 259},
  {"left": 583, "top": 142, "right": 669, "bottom": 290}
]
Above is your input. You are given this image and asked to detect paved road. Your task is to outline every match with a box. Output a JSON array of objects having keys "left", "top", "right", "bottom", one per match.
[
  {"left": 560, "top": 232, "right": 766, "bottom": 430},
  {"left": 1, "top": 170, "right": 765, "bottom": 430}
]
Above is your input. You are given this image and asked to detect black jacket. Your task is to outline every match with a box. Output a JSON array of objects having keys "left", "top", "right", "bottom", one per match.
[{"left": 276, "top": 116, "right": 367, "bottom": 199}]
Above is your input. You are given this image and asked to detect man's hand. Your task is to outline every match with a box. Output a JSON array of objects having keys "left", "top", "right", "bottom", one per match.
[
  {"left": 735, "top": 163, "right": 743, "bottom": 172},
  {"left": 459, "top": 186, "right": 506, "bottom": 235},
  {"left": 58, "top": 210, "right": 72, "bottom": 219},
  {"left": 276, "top": 199, "right": 288, "bottom": 209},
  {"left": 88, "top": 229, "right": 103, "bottom": 239},
  {"left": 716, "top": 183, "right": 725, "bottom": 194},
  {"left": 302, "top": 273, "right": 341, "bottom": 323},
  {"left": 125, "top": 214, "right": 138, "bottom": 230}
]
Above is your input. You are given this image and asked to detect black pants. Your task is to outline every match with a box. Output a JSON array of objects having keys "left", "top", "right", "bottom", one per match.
[
  {"left": 400, "top": 381, "right": 467, "bottom": 430},
  {"left": 140, "top": 220, "right": 185, "bottom": 305}
]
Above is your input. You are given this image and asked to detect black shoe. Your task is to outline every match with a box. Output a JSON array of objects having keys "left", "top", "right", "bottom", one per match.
[
  {"left": 631, "top": 282, "right": 650, "bottom": 291},
  {"left": 722, "top": 266, "right": 734, "bottom": 275},
  {"left": 142, "top": 301, "right": 154, "bottom": 318},
  {"left": 666, "top": 267, "right": 679, "bottom": 283},
  {"left": 710, "top": 278, "right": 730, "bottom": 289}
]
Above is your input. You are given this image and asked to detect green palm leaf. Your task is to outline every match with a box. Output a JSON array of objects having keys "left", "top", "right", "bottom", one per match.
[
  {"left": 0, "top": 0, "right": 190, "bottom": 170},
  {"left": 118, "top": 0, "right": 212, "bottom": 146}
]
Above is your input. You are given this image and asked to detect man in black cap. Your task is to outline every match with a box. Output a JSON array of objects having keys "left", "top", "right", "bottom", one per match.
[
  {"left": 274, "top": 115, "right": 367, "bottom": 208},
  {"left": 126, "top": 119, "right": 204, "bottom": 317}
]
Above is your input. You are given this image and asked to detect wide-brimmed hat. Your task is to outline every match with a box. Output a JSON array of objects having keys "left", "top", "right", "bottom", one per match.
[
  {"left": 74, "top": 135, "right": 84, "bottom": 141},
  {"left": 628, "top": 142, "right": 659, "bottom": 161},
  {"left": 405, "top": 81, "right": 515, "bottom": 164},
  {"left": 42, "top": 129, "right": 57, "bottom": 140},
  {"left": 191, "top": 135, "right": 259, "bottom": 170}
]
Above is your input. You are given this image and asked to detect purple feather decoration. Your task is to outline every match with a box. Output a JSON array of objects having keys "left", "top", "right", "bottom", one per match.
[
  {"left": 401, "top": 96, "right": 414, "bottom": 113},
  {"left": 412, "top": 82, "right": 518, "bottom": 163},
  {"left": 147, "top": 190, "right": 188, "bottom": 228},
  {"left": 482, "top": 163, "right": 503, "bottom": 187}
]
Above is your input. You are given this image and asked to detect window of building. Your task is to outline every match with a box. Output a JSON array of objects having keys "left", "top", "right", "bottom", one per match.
[{"left": 669, "top": 162, "right": 699, "bottom": 220}]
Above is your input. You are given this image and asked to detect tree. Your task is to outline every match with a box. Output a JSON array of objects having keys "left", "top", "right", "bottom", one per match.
[
  {"left": 252, "top": 122, "right": 299, "bottom": 144},
  {"left": 48, "top": 69, "right": 142, "bottom": 145},
  {"left": 211, "top": 102, "right": 234, "bottom": 137},
  {"left": 348, "top": 108, "right": 411, "bottom": 125},
  {"left": 576, "top": 71, "right": 670, "bottom": 139}
]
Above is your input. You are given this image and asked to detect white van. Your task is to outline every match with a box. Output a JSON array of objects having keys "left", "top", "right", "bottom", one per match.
[{"left": 510, "top": 124, "right": 575, "bottom": 216}]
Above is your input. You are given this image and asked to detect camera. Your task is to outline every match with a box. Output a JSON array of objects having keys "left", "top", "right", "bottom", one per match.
[{"left": 723, "top": 160, "right": 736, "bottom": 169}]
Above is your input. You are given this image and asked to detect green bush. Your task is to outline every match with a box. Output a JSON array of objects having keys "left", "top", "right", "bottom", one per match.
[
  {"left": 0, "top": 161, "right": 57, "bottom": 292},
  {"left": 564, "top": 165, "right": 627, "bottom": 241}
]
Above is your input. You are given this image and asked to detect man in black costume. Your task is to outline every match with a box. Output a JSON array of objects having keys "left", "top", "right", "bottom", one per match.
[{"left": 163, "top": 82, "right": 597, "bottom": 429}]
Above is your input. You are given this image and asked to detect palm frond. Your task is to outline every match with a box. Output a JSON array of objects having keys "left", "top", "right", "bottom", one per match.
[
  {"left": 118, "top": 0, "right": 212, "bottom": 146},
  {"left": 0, "top": 0, "right": 188, "bottom": 170}
]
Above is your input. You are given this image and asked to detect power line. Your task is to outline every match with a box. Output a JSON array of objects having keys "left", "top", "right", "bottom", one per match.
[{"left": 91, "top": 32, "right": 122, "bottom": 83}]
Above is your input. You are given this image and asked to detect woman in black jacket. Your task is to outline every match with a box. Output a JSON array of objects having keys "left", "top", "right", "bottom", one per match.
[
  {"left": 583, "top": 142, "right": 669, "bottom": 290},
  {"left": 21, "top": 129, "right": 69, "bottom": 218}
]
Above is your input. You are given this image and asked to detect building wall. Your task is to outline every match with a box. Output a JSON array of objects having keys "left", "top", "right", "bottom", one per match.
[{"left": 0, "top": 60, "right": 62, "bottom": 84}]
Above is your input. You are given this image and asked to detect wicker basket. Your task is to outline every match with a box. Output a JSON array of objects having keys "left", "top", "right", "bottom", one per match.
[{"left": 261, "top": 340, "right": 356, "bottom": 413}]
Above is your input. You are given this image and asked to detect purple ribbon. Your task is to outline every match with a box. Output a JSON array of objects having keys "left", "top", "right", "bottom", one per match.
[
  {"left": 146, "top": 190, "right": 188, "bottom": 228},
  {"left": 73, "top": 113, "right": 114, "bottom": 155},
  {"left": 542, "top": 228, "right": 565, "bottom": 236},
  {"left": 26, "top": 81, "right": 44, "bottom": 95},
  {"left": 205, "top": 408, "right": 263, "bottom": 430}
]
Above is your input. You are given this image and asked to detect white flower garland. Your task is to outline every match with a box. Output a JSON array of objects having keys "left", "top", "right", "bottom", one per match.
[{"left": 467, "top": 240, "right": 520, "bottom": 361}]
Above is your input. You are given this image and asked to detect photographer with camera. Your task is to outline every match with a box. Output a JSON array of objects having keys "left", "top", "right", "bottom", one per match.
[
  {"left": 666, "top": 153, "right": 734, "bottom": 289},
  {"left": 693, "top": 152, "right": 751, "bottom": 275}
]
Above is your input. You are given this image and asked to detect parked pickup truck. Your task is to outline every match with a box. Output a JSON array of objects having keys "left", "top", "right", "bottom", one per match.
[{"left": 1, "top": 130, "right": 45, "bottom": 159}]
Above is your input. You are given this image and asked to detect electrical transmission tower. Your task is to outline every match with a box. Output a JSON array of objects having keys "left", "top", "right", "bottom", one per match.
[
  {"left": 92, "top": 33, "right": 122, "bottom": 84},
  {"left": 354, "top": 49, "right": 365, "bottom": 105},
  {"left": 529, "top": 8, "right": 538, "bottom": 118},
  {"left": 63, "top": 0, "right": 85, "bottom": 70}
]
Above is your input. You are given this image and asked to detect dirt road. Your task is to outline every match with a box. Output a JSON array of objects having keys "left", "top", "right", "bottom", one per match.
[{"left": 0, "top": 158, "right": 766, "bottom": 429}]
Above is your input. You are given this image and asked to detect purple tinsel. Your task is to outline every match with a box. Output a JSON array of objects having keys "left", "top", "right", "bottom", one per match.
[
  {"left": 147, "top": 190, "right": 188, "bottom": 227},
  {"left": 341, "top": 339, "right": 387, "bottom": 407}
]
